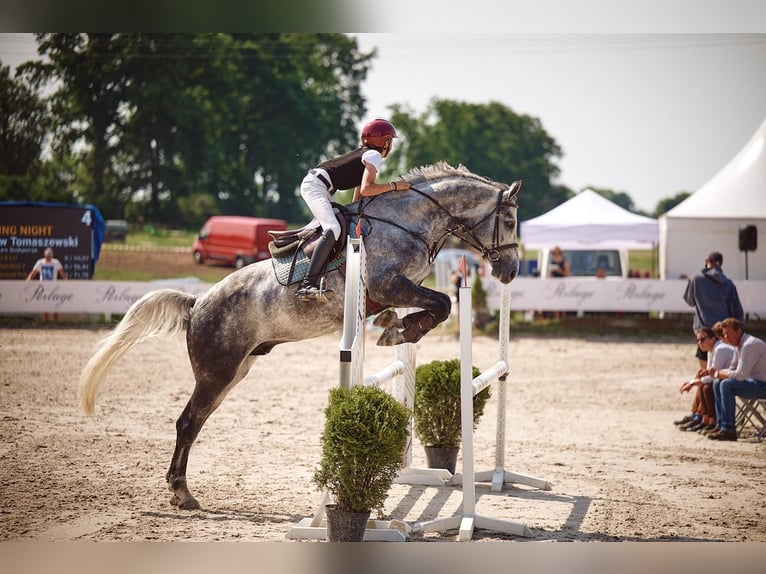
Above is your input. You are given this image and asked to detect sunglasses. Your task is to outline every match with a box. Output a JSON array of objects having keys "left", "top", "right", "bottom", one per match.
[{"left": 696, "top": 335, "right": 710, "bottom": 342}]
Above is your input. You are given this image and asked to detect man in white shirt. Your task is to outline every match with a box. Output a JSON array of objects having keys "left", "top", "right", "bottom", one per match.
[
  {"left": 26, "top": 247, "right": 67, "bottom": 281},
  {"left": 26, "top": 247, "right": 67, "bottom": 321},
  {"left": 707, "top": 317, "right": 766, "bottom": 441}
]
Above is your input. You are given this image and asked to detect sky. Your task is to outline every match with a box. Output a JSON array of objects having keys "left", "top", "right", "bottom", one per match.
[
  {"left": 354, "top": 34, "right": 766, "bottom": 213},
  {"left": 2, "top": 32, "right": 765, "bottom": 214}
]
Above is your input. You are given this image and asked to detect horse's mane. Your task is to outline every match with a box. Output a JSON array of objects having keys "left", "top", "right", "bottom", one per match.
[{"left": 403, "top": 161, "right": 499, "bottom": 188}]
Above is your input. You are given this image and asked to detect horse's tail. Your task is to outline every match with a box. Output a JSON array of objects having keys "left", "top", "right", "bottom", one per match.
[{"left": 79, "top": 288, "right": 196, "bottom": 415}]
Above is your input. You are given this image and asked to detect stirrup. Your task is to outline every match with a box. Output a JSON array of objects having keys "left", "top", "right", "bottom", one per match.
[{"left": 296, "top": 277, "right": 334, "bottom": 303}]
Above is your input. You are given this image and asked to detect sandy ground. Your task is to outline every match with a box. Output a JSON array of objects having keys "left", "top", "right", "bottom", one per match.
[{"left": 1, "top": 317, "right": 765, "bottom": 545}]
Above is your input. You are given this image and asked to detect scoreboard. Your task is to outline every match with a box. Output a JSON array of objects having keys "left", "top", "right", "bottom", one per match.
[{"left": 0, "top": 203, "right": 105, "bottom": 280}]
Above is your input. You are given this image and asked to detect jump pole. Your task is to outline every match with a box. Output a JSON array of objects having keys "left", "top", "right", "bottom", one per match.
[
  {"left": 286, "top": 236, "right": 413, "bottom": 541},
  {"left": 337, "top": 237, "right": 453, "bottom": 485},
  {"left": 412, "top": 281, "right": 549, "bottom": 541},
  {"left": 469, "top": 283, "right": 551, "bottom": 494}
]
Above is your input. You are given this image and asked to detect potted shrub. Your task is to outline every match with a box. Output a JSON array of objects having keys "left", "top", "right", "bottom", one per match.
[
  {"left": 312, "top": 384, "right": 410, "bottom": 542},
  {"left": 413, "top": 359, "right": 491, "bottom": 473}
]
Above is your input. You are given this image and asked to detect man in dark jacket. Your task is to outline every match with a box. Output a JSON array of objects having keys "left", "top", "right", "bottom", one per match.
[{"left": 684, "top": 251, "right": 744, "bottom": 367}]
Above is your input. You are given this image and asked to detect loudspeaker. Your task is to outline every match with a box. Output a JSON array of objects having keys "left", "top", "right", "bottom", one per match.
[{"left": 739, "top": 225, "right": 757, "bottom": 252}]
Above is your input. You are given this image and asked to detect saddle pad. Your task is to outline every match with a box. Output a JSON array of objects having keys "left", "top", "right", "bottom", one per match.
[{"left": 271, "top": 247, "right": 346, "bottom": 286}]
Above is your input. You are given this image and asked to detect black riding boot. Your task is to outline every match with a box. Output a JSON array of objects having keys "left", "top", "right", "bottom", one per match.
[{"left": 296, "top": 229, "right": 336, "bottom": 302}]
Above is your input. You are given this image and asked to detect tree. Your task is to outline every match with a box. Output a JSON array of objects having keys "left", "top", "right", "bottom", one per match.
[
  {"left": 21, "top": 33, "right": 373, "bottom": 225},
  {"left": 0, "top": 62, "right": 51, "bottom": 200},
  {"left": 586, "top": 186, "right": 638, "bottom": 212},
  {"left": 385, "top": 100, "right": 570, "bottom": 220},
  {"left": 653, "top": 191, "right": 691, "bottom": 217}
]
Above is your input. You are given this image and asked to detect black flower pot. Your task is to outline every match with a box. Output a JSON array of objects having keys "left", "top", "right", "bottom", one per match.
[
  {"left": 424, "top": 445, "right": 459, "bottom": 474},
  {"left": 325, "top": 504, "right": 371, "bottom": 542}
]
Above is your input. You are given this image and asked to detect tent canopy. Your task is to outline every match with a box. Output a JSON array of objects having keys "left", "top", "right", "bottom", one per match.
[
  {"left": 665, "top": 117, "right": 766, "bottom": 219},
  {"left": 520, "top": 189, "right": 658, "bottom": 250},
  {"left": 659, "top": 117, "right": 766, "bottom": 280}
]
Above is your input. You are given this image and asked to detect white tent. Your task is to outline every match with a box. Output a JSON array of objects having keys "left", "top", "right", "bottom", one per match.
[
  {"left": 659, "top": 117, "right": 766, "bottom": 281},
  {"left": 520, "top": 188, "right": 658, "bottom": 250}
]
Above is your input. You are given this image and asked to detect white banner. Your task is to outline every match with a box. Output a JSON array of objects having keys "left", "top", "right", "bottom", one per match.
[
  {"left": 0, "top": 280, "right": 213, "bottom": 314},
  {"left": 483, "top": 277, "right": 766, "bottom": 316},
  {"left": 2, "top": 277, "right": 766, "bottom": 317}
]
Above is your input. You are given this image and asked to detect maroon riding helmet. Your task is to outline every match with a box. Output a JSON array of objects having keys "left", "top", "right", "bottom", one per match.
[{"left": 361, "top": 118, "right": 398, "bottom": 155}]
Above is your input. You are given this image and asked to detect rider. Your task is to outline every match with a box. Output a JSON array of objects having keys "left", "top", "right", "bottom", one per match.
[{"left": 295, "top": 118, "right": 411, "bottom": 302}]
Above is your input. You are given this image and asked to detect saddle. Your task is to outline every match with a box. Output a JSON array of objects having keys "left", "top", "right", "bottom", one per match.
[{"left": 268, "top": 203, "right": 352, "bottom": 286}]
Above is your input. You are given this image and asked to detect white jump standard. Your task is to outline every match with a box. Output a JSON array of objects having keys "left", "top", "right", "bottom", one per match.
[
  {"left": 287, "top": 238, "right": 549, "bottom": 541},
  {"left": 286, "top": 237, "right": 412, "bottom": 541},
  {"left": 412, "top": 283, "right": 551, "bottom": 541}
]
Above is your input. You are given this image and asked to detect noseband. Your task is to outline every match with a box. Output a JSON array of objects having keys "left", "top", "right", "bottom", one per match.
[{"left": 355, "top": 184, "right": 519, "bottom": 264}]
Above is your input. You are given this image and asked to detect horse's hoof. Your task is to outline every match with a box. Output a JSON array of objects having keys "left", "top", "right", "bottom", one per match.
[
  {"left": 376, "top": 327, "right": 404, "bottom": 346},
  {"left": 169, "top": 493, "right": 200, "bottom": 510},
  {"left": 373, "top": 309, "right": 401, "bottom": 329},
  {"left": 178, "top": 499, "right": 201, "bottom": 510}
]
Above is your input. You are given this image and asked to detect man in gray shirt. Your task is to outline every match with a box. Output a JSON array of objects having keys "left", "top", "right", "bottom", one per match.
[{"left": 707, "top": 317, "right": 766, "bottom": 441}]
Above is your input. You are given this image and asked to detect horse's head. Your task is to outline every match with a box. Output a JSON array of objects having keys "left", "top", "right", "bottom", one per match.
[
  {"left": 486, "top": 178, "right": 522, "bottom": 283},
  {"left": 404, "top": 162, "right": 521, "bottom": 284}
]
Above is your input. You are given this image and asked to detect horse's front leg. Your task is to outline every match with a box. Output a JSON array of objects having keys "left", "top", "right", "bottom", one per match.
[
  {"left": 374, "top": 276, "right": 451, "bottom": 346},
  {"left": 372, "top": 308, "right": 403, "bottom": 329}
]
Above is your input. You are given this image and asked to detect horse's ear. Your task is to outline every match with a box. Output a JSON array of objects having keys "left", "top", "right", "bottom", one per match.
[{"left": 504, "top": 180, "right": 522, "bottom": 207}]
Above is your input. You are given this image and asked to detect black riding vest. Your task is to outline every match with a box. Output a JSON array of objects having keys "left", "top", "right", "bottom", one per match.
[{"left": 317, "top": 147, "right": 374, "bottom": 192}]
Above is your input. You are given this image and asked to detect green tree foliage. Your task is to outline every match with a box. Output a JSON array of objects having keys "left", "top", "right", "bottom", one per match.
[
  {"left": 653, "top": 191, "right": 691, "bottom": 217},
  {"left": 385, "top": 100, "right": 571, "bottom": 221},
  {"left": 0, "top": 62, "right": 52, "bottom": 200},
  {"left": 6, "top": 35, "right": 686, "bottom": 228},
  {"left": 19, "top": 34, "right": 132, "bottom": 216},
  {"left": 15, "top": 33, "right": 372, "bottom": 224},
  {"left": 587, "top": 185, "right": 638, "bottom": 212}
]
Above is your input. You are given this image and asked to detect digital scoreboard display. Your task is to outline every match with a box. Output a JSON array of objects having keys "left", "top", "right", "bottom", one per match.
[{"left": 0, "top": 204, "right": 103, "bottom": 280}]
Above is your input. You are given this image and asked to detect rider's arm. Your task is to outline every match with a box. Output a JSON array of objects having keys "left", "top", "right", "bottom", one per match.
[{"left": 357, "top": 161, "right": 409, "bottom": 199}]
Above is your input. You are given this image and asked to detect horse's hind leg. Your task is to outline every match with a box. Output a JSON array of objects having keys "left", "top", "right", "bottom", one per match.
[{"left": 166, "top": 356, "right": 256, "bottom": 510}]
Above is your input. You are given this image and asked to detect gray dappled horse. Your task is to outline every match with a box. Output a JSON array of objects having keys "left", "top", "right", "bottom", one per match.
[{"left": 79, "top": 161, "right": 521, "bottom": 510}]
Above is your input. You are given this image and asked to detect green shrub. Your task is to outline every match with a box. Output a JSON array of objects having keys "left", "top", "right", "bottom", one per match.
[
  {"left": 471, "top": 275, "right": 488, "bottom": 310},
  {"left": 413, "top": 359, "right": 490, "bottom": 448},
  {"left": 312, "top": 385, "right": 410, "bottom": 513}
]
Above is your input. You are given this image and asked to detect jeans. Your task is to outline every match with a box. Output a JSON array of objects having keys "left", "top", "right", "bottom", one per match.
[{"left": 714, "top": 377, "right": 766, "bottom": 431}]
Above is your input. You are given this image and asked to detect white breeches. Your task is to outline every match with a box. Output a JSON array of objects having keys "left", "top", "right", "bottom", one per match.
[{"left": 300, "top": 174, "right": 341, "bottom": 241}]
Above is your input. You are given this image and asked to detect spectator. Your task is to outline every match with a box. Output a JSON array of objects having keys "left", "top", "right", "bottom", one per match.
[
  {"left": 683, "top": 251, "right": 744, "bottom": 369},
  {"left": 706, "top": 318, "right": 766, "bottom": 441},
  {"left": 548, "top": 246, "right": 569, "bottom": 319},
  {"left": 675, "top": 323, "right": 735, "bottom": 433},
  {"left": 26, "top": 246, "right": 67, "bottom": 322},
  {"left": 548, "top": 246, "right": 569, "bottom": 278},
  {"left": 26, "top": 247, "right": 67, "bottom": 281}
]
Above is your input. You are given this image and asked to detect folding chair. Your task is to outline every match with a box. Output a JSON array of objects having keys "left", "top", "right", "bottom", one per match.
[{"left": 736, "top": 398, "right": 766, "bottom": 440}]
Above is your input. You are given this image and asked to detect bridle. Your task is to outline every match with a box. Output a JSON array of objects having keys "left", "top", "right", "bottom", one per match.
[{"left": 354, "top": 184, "right": 519, "bottom": 264}]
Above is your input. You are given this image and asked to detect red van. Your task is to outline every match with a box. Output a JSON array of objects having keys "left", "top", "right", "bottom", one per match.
[{"left": 192, "top": 216, "right": 287, "bottom": 269}]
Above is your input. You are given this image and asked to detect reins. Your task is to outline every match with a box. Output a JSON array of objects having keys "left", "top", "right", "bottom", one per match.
[{"left": 352, "top": 183, "right": 519, "bottom": 264}]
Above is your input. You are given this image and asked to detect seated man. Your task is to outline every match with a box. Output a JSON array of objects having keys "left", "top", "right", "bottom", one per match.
[
  {"left": 707, "top": 317, "right": 766, "bottom": 441},
  {"left": 676, "top": 323, "right": 734, "bottom": 433}
]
